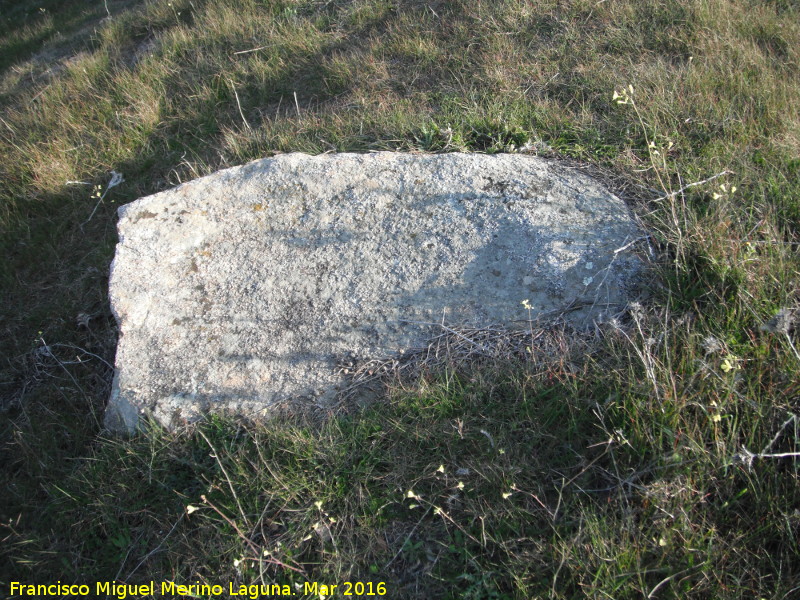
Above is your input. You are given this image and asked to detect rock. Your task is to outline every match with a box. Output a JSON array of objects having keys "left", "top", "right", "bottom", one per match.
[{"left": 106, "top": 152, "right": 645, "bottom": 433}]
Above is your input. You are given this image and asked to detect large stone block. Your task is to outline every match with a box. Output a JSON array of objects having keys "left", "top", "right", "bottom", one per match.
[{"left": 107, "top": 152, "right": 645, "bottom": 432}]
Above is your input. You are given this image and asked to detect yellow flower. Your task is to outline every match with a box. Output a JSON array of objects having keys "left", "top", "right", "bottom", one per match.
[
  {"left": 721, "top": 354, "right": 739, "bottom": 373},
  {"left": 613, "top": 85, "right": 634, "bottom": 105}
]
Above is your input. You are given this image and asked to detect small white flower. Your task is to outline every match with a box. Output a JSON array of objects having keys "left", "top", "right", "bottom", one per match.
[{"left": 702, "top": 335, "right": 723, "bottom": 354}]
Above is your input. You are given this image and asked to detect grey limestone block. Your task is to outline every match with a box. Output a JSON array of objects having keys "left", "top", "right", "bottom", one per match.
[{"left": 106, "top": 152, "right": 645, "bottom": 433}]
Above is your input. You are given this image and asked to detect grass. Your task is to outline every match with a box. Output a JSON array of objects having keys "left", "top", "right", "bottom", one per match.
[{"left": 1, "top": 0, "right": 799, "bottom": 597}]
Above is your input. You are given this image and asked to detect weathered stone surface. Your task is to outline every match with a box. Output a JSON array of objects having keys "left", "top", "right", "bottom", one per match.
[{"left": 107, "top": 152, "right": 644, "bottom": 432}]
